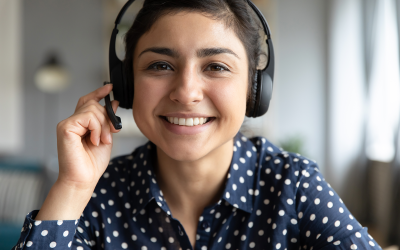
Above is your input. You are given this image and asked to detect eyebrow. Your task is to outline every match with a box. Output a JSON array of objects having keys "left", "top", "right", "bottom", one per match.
[
  {"left": 138, "top": 47, "right": 179, "bottom": 58},
  {"left": 197, "top": 47, "right": 240, "bottom": 59},
  {"left": 138, "top": 47, "right": 240, "bottom": 59}
]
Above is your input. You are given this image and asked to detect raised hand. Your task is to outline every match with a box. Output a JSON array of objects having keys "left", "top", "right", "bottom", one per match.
[
  {"left": 56, "top": 84, "right": 120, "bottom": 190},
  {"left": 35, "top": 84, "right": 121, "bottom": 220}
]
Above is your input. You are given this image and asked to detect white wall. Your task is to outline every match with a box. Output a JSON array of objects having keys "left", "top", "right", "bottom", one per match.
[
  {"left": 327, "top": 0, "right": 366, "bottom": 194},
  {"left": 0, "top": 0, "right": 23, "bottom": 154},
  {"left": 271, "top": 0, "right": 328, "bottom": 171},
  {"left": 19, "top": 1, "right": 104, "bottom": 161}
]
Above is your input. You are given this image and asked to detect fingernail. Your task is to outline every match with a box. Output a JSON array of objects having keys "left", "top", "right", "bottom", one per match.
[
  {"left": 97, "top": 138, "right": 100, "bottom": 146},
  {"left": 108, "top": 134, "right": 112, "bottom": 144}
]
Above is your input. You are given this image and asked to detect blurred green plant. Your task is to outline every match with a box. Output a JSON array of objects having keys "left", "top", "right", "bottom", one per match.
[{"left": 279, "top": 135, "right": 306, "bottom": 155}]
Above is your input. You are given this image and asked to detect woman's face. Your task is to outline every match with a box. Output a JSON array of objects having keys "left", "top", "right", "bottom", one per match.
[{"left": 132, "top": 11, "right": 249, "bottom": 162}]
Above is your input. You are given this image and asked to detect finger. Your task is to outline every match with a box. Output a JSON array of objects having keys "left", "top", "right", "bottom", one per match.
[
  {"left": 88, "top": 114, "right": 102, "bottom": 146},
  {"left": 76, "top": 101, "right": 113, "bottom": 144},
  {"left": 63, "top": 112, "right": 102, "bottom": 146},
  {"left": 111, "top": 100, "right": 119, "bottom": 113},
  {"left": 75, "top": 84, "right": 113, "bottom": 112},
  {"left": 78, "top": 99, "right": 120, "bottom": 136}
]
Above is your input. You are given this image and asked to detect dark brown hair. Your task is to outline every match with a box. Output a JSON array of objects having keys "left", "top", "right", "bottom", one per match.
[{"left": 124, "top": 0, "right": 263, "bottom": 105}]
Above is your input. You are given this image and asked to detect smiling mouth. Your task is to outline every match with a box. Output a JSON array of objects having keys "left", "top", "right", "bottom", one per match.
[{"left": 161, "top": 116, "right": 214, "bottom": 127}]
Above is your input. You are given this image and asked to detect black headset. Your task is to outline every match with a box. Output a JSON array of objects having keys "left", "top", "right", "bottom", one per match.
[{"left": 104, "top": 0, "right": 275, "bottom": 130}]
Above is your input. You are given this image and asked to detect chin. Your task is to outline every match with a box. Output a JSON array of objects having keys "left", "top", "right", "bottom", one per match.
[
  {"left": 166, "top": 151, "right": 204, "bottom": 162},
  {"left": 158, "top": 137, "right": 213, "bottom": 162}
]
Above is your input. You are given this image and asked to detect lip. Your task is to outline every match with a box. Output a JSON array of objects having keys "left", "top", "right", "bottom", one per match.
[{"left": 160, "top": 116, "right": 215, "bottom": 135}]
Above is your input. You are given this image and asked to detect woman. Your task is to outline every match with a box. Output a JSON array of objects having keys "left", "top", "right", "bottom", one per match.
[{"left": 15, "top": 0, "right": 380, "bottom": 249}]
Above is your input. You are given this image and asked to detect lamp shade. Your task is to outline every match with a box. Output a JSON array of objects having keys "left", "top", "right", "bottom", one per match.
[{"left": 34, "top": 54, "right": 69, "bottom": 93}]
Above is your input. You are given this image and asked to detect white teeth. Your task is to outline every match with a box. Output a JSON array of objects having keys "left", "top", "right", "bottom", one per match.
[
  {"left": 185, "top": 118, "right": 193, "bottom": 126},
  {"left": 166, "top": 117, "right": 210, "bottom": 126}
]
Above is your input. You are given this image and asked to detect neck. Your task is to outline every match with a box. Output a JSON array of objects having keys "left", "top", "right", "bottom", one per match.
[{"left": 155, "top": 139, "right": 233, "bottom": 215}]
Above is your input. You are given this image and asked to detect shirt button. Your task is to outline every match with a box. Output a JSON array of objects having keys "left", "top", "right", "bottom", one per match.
[
  {"left": 178, "top": 226, "right": 184, "bottom": 236},
  {"left": 202, "top": 222, "right": 210, "bottom": 229}
]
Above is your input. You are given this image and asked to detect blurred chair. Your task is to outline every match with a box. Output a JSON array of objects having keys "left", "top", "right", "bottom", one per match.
[{"left": 0, "top": 159, "right": 45, "bottom": 250}]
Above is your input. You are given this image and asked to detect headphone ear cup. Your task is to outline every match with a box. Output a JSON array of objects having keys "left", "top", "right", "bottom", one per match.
[
  {"left": 246, "top": 70, "right": 261, "bottom": 117},
  {"left": 111, "top": 61, "right": 131, "bottom": 109},
  {"left": 125, "top": 63, "right": 134, "bottom": 109},
  {"left": 254, "top": 70, "right": 273, "bottom": 117},
  {"left": 120, "top": 61, "right": 133, "bottom": 109}
]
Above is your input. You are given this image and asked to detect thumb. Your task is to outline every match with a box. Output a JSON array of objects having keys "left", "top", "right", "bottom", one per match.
[{"left": 111, "top": 100, "right": 119, "bottom": 113}]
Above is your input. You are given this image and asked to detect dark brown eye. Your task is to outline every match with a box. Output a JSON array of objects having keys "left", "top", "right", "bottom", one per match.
[
  {"left": 207, "top": 64, "right": 229, "bottom": 72},
  {"left": 148, "top": 62, "right": 173, "bottom": 71}
]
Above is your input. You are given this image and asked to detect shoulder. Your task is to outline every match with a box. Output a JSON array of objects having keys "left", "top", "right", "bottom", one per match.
[
  {"left": 249, "top": 135, "right": 319, "bottom": 179},
  {"left": 244, "top": 135, "right": 324, "bottom": 207}
]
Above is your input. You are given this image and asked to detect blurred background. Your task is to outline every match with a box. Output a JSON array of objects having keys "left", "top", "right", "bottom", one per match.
[{"left": 1, "top": 0, "right": 400, "bottom": 248}]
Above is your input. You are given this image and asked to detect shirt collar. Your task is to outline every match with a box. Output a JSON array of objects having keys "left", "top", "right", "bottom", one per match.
[
  {"left": 128, "top": 132, "right": 278, "bottom": 215},
  {"left": 221, "top": 132, "right": 257, "bottom": 213},
  {"left": 128, "top": 142, "right": 172, "bottom": 216}
]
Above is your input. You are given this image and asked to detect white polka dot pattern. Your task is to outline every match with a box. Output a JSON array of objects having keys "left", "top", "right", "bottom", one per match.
[{"left": 13, "top": 133, "right": 380, "bottom": 250}]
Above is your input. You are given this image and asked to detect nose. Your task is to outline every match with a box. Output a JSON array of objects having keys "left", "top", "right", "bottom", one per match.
[{"left": 169, "top": 66, "right": 203, "bottom": 106}]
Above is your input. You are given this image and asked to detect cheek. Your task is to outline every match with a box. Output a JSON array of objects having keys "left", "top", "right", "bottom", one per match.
[
  {"left": 208, "top": 79, "right": 248, "bottom": 121},
  {"left": 132, "top": 77, "right": 165, "bottom": 130}
]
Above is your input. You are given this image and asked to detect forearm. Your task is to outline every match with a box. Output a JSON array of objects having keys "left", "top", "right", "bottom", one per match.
[{"left": 35, "top": 180, "right": 94, "bottom": 221}]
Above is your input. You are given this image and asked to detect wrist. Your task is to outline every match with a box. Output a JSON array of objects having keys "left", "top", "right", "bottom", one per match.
[
  {"left": 35, "top": 180, "right": 95, "bottom": 221},
  {"left": 56, "top": 175, "right": 98, "bottom": 191}
]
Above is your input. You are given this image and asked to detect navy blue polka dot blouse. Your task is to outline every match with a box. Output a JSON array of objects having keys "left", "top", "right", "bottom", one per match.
[{"left": 14, "top": 133, "right": 380, "bottom": 249}]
